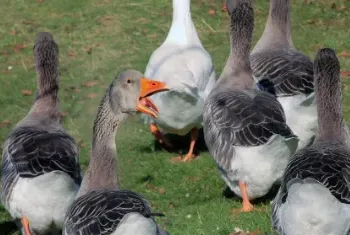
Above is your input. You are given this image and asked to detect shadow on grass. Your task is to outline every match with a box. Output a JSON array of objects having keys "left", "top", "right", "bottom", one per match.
[
  {"left": 0, "top": 220, "right": 18, "bottom": 235},
  {"left": 139, "top": 128, "right": 209, "bottom": 155}
]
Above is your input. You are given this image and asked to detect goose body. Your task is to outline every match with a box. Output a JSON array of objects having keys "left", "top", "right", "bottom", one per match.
[
  {"left": 64, "top": 190, "right": 163, "bottom": 235},
  {"left": 250, "top": 0, "right": 317, "bottom": 151},
  {"left": 1, "top": 33, "right": 81, "bottom": 235},
  {"left": 143, "top": 0, "right": 215, "bottom": 161},
  {"left": 272, "top": 49, "right": 350, "bottom": 235},
  {"left": 203, "top": 0, "right": 298, "bottom": 212},
  {"left": 63, "top": 70, "right": 169, "bottom": 235}
]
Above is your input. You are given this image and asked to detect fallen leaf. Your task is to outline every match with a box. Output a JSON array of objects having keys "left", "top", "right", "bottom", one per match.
[
  {"left": 36, "top": 0, "right": 44, "bottom": 2},
  {"left": 87, "top": 93, "right": 98, "bottom": 99},
  {"left": 83, "top": 80, "right": 99, "bottom": 87},
  {"left": 99, "top": 15, "right": 114, "bottom": 25},
  {"left": 3, "top": 69, "right": 9, "bottom": 74},
  {"left": 158, "top": 187, "right": 166, "bottom": 194},
  {"left": 0, "top": 120, "right": 11, "bottom": 128},
  {"left": 86, "top": 46, "right": 93, "bottom": 54},
  {"left": 341, "top": 71, "right": 350, "bottom": 78},
  {"left": 169, "top": 203, "right": 175, "bottom": 209},
  {"left": 338, "top": 51, "right": 350, "bottom": 57},
  {"left": 2, "top": 51, "right": 9, "bottom": 59},
  {"left": 68, "top": 50, "right": 77, "bottom": 57},
  {"left": 9, "top": 30, "right": 16, "bottom": 36},
  {"left": 74, "top": 88, "right": 81, "bottom": 93},
  {"left": 312, "top": 44, "right": 323, "bottom": 51},
  {"left": 13, "top": 44, "right": 26, "bottom": 52},
  {"left": 208, "top": 9, "right": 215, "bottom": 15},
  {"left": 21, "top": 89, "right": 33, "bottom": 96},
  {"left": 22, "top": 20, "right": 36, "bottom": 25},
  {"left": 60, "top": 111, "right": 68, "bottom": 117}
]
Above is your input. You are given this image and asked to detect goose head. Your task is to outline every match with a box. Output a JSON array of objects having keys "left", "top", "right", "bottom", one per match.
[{"left": 108, "top": 69, "right": 168, "bottom": 118}]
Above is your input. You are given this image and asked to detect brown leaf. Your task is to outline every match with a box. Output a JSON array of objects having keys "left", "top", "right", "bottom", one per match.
[
  {"left": 2, "top": 51, "right": 9, "bottom": 59},
  {"left": 36, "top": 0, "right": 44, "bottom": 2},
  {"left": 9, "top": 30, "right": 16, "bottom": 36},
  {"left": 87, "top": 93, "right": 98, "bottom": 99},
  {"left": 169, "top": 203, "right": 175, "bottom": 209},
  {"left": 60, "top": 111, "right": 68, "bottom": 118},
  {"left": 158, "top": 187, "right": 166, "bottom": 194},
  {"left": 68, "top": 50, "right": 77, "bottom": 57},
  {"left": 341, "top": 71, "right": 350, "bottom": 78},
  {"left": 208, "top": 9, "right": 215, "bottom": 15},
  {"left": 0, "top": 120, "right": 11, "bottom": 128},
  {"left": 74, "top": 88, "right": 81, "bottom": 93},
  {"left": 22, "top": 20, "right": 35, "bottom": 25},
  {"left": 86, "top": 46, "right": 93, "bottom": 54},
  {"left": 338, "top": 51, "right": 350, "bottom": 57},
  {"left": 13, "top": 44, "right": 26, "bottom": 52},
  {"left": 21, "top": 89, "right": 33, "bottom": 96},
  {"left": 99, "top": 15, "right": 114, "bottom": 25},
  {"left": 3, "top": 69, "right": 9, "bottom": 74},
  {"left": 83, "top": 80, "right": 99, "bottom": 87}
]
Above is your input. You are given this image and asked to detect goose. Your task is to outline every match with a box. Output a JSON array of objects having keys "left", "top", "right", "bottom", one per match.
[
  {"left": 1, "top": 32, "right": 82, "bottom": 235},
  {"left": 63, "top": 70, "right": 169, "bottom": 235},
  {"left": 142, "top": 0, "right": 216, "bottom": 162},
  {"left": 271, "top": 48, "right": 350, "bottom": 235},
  {"left": 250, "top": 0, "right": 316, "bottom": 151},
  {"left": 203, "top": 0, "right": 299, "bottom": 212}
]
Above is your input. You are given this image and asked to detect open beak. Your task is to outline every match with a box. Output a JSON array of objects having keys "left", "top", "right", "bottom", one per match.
[{"left": 137, "top": 78, "right": 168, "bottom": 118}]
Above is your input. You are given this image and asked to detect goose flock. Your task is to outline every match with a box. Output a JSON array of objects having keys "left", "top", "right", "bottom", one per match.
[{"left": 1, "top": 0, "right": 349, "bottom": 234}]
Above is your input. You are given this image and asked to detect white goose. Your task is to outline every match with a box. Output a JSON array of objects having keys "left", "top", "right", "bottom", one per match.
[
  {"left": 143, "top": 0, "right": 216, "bottom": 162},
  {"left": 250, "top": 0, "right": 317, "bottom": 151},
  {"left": 272, "top": 48, "right": 350, "bottom": 235}
]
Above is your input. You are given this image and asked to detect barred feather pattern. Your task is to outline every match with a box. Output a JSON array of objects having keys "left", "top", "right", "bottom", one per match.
[{"left": 251, "top": 49, "right": 314, "bottom": 97}]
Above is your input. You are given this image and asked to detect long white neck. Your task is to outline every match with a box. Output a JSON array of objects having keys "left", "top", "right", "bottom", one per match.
[{"left": 164, "top": 0, "right": 202, "bottom": 46}]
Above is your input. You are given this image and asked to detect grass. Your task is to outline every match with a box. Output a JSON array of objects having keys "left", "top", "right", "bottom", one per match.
[{"left": 0, "top": 0, "right": 349, "bottom": 234}]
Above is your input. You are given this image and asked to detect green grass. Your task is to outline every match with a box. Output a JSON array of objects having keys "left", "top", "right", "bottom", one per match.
[{"left": 0, "top": 0, "right": 350, "bottom": 234}]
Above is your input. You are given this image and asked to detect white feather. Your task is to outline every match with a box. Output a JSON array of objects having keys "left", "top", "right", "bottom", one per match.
[
  {"left": 278, "top": 93, "right": 317, "bottom": 151},
  {"left": 276, "top": 179, "right": 350, "bottom": 235},
  {"left": 142, "top": 0, "right": 216, "bottom": 135},
  {"left": 114, "top": 213, "right": 157, "bottom": 235},
  {"left": 221, "top": 134, "right": 299, "bottom": 199},
  {"left": 8, "top": 171, "right": 79, "bottom": 234}
]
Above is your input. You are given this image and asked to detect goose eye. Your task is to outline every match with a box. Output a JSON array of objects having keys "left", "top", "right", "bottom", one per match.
[{"left": 127, "top": 79, "right": 131, "bottom": 84}]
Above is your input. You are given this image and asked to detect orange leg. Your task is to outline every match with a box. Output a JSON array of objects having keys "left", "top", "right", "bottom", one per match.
[
  {"left": 170, "top": 128, "right": 199, "bottom": 163},
  {"left": 181, "top": 128, "right": 199, "bottom": 162},
  {"left": 21, "top": 216, "right": 31, "bottom": 235},
  {"left": 239, "top": 181, "right": 254, "bottom": 212},
  {"left": 149, "top": 123, "right": 173, "bottom": 148},
  {"left": 222, "top": 2, "right": 227, "bottom": 12}
]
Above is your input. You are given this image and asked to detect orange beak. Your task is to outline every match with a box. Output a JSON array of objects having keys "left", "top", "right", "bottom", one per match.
[{"left": 137, "top": 78, "right": 168, "bottom": 118}]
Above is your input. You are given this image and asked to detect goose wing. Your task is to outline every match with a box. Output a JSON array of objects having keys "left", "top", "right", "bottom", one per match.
[
  {"left": 64, "top": 190, "right": 161, "bottom": 235},
  {"left": 251, "top": 49, "right": 314, "bottom": 96},
  {"left": 1, "top": 126, "right": 81, "bottom": 205},
  {"left": 204, "top": 89, "right": 296, "bottom": 170},
  {"left": 272, "top": 144, "right": 350, "bottom": 229}
]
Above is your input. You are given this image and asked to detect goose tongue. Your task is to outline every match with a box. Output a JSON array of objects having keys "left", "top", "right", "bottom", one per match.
[{"left": 137, "top": 78, "right": 168, "bottom": 118}]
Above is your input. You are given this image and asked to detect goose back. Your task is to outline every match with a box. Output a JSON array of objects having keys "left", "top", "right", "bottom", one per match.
[
  {"left": 1, "top": 32, "right": 81, "bottom": 234},
  {"left": 203, "top": 0, "right": 298, "bottom": 200},
  {"left": 272, "top": 48, "right": 350, "bottom": 235}
]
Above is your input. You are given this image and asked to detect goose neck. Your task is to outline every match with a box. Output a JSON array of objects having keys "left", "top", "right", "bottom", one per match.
[
  {"left": 78, "top": 95, "right": 127, "bottom": 197},
  {"left": 315, "top": 67, "right": 347, "bottom": 145},
  {"left": 219, "top": 0, "right": 254, "bottom": 88},
  {"left": 165, "top": 0, "right": 200, "bottom": 45},
  {"left": 172, "top": 0, "right": 191, "bottom": 23},
  {"left": 254, "top": 0, "right": 293, "bottom": 51}
]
